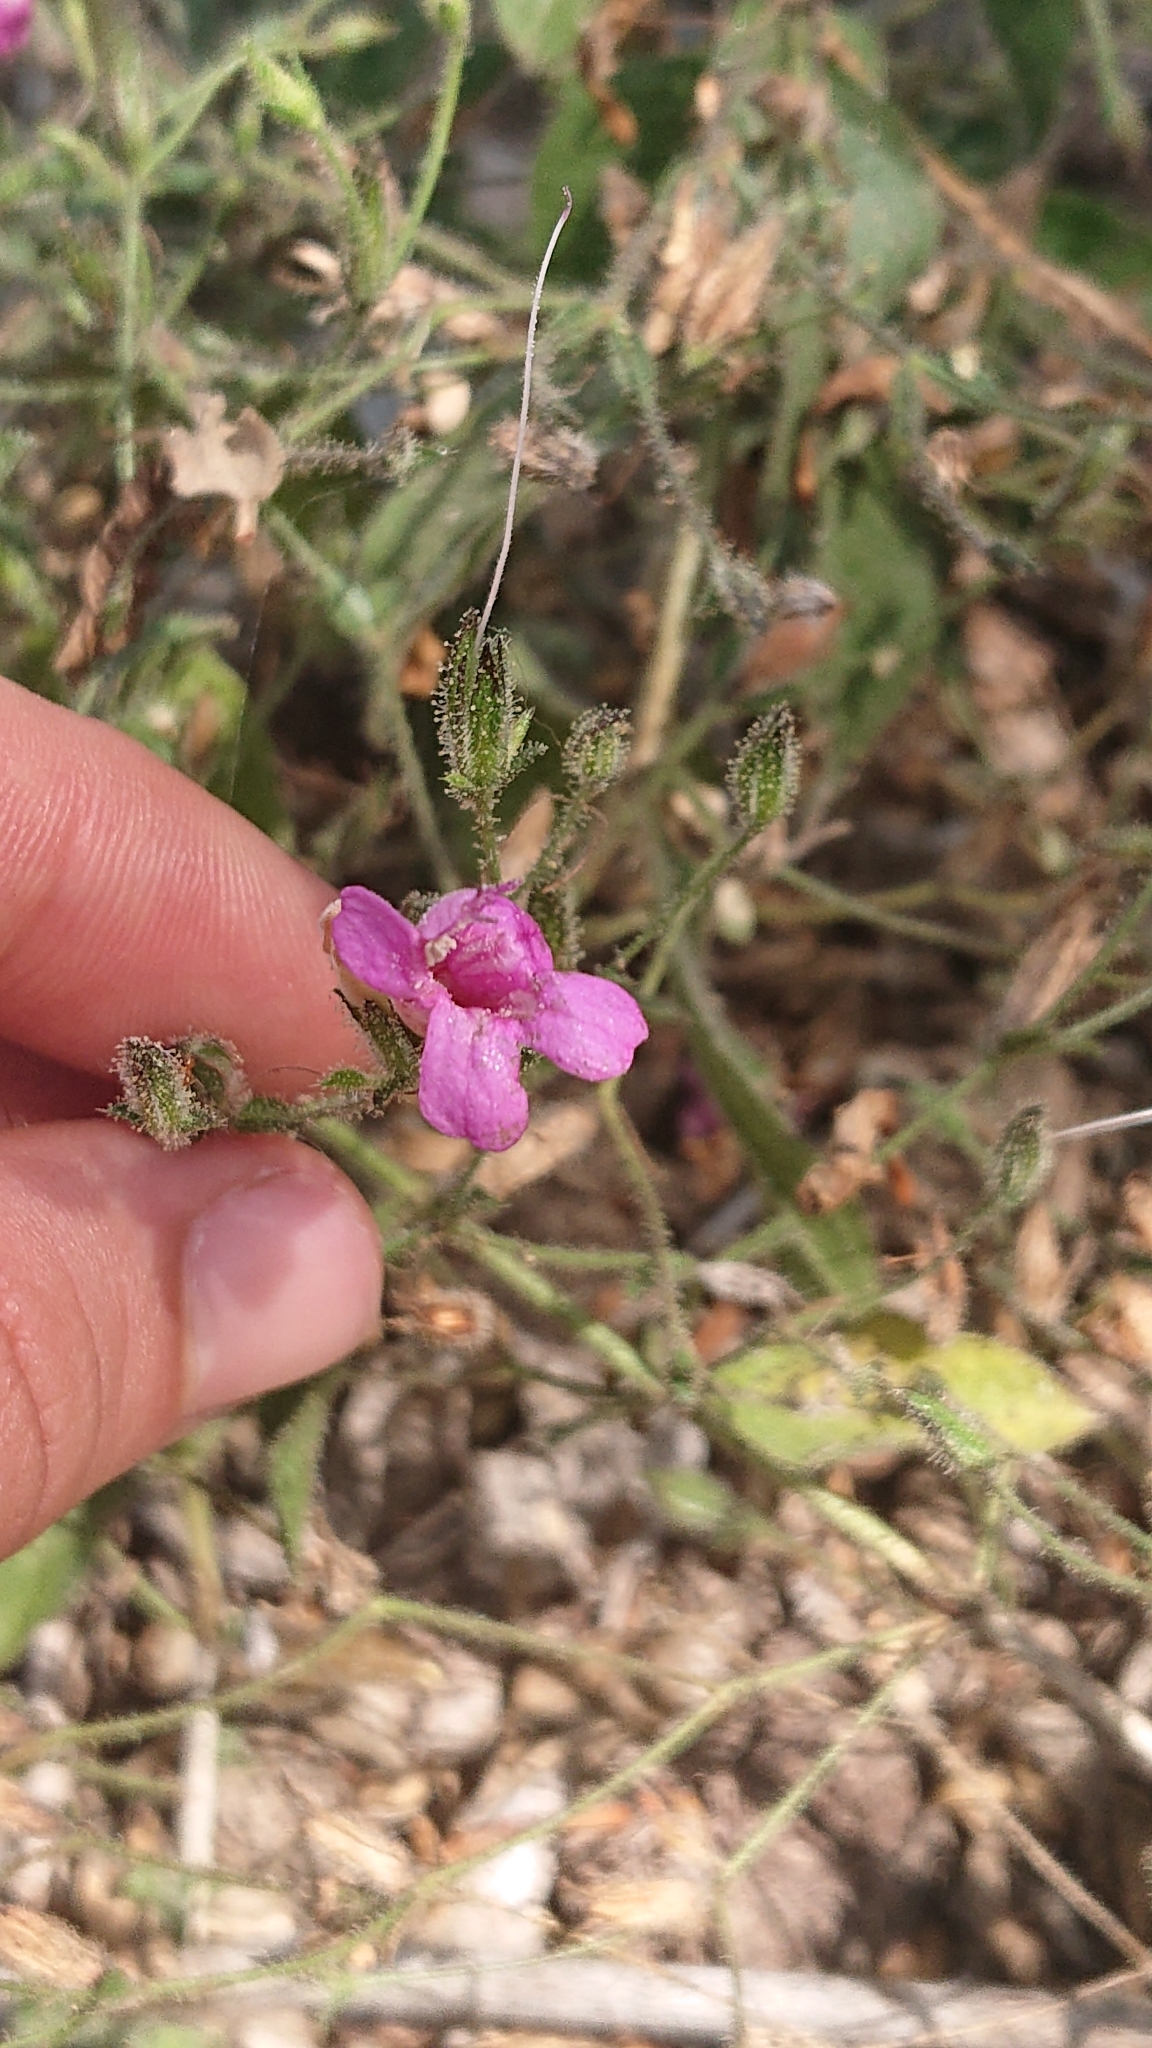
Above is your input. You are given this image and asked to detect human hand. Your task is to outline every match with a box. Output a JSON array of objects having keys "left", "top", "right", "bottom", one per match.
[{"left": 0, "top": 678, "right": 383, "bottom": 1561}]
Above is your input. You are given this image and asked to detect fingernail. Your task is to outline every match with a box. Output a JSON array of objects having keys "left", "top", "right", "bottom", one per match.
[{"left": 183, "top": 1168, "right": 382, "bottom": 1411}]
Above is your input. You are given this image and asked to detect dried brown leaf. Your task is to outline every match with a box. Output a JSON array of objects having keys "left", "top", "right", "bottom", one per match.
[
  {"left": 0, "top": 1905, "right": 103, "bottom": 1989},
  {"left": 964, "top": 602, "right": 1071, "bottom": 779},
  {"left": 599, "top": 164, "right": 648, "bottom": 250},
  {"left": 498, "top": 789, "right": 555, "bottom": 882},
  {"left": 399, "top": 623, "right": 446, "bottom": 700},
  {"left": 680, "top": 213, "right": 783, "bottom": 352},
  {"left": 813, "top": 353, "right": 952, "bottom": 416},
  {"left": 1081, "top": 1273, "right": 1152, "bottom": 1367},
  {"left": 476, "top": 1102, "right": 598, "bottom": 1201},
  {"left": 165, "top": 393, "right": 285, "bottom": 543},
  {"left": 1124, "top": 1174, "right": 1152, "bottom": 1256},
  {"left": 644, "top": 174, "right": 733, "bottom": 356},
  {"left": 797, "top": 1088, "right": 900, "bottom": 1213},
  {"left": 997, "top": 889, "right": 1107, "bottom": 1033},
  {"left": 579, "top": 0, "right": 650, "bottom": 145},
  {"left": 489, "top": 419, "right": 598, "bottom": 491},
  {"left": 1013, "top": 1202, "right": 1069, "bottom": 1321},
  {"left": 739, "top": 600, "right": 845, "bottom": 689},
  {"left": 54, "top": 471, "right": 154, "bottom": 676},
  {"left": 691, "top": 1298, "right": 748, "bottom": 1365}
]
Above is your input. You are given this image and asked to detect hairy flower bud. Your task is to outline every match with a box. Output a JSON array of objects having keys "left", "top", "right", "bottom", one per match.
[
  {"left": 989, "top": 1104, "right": 1052, "bottom": 1211},
  {"left": 434, "top": 611, "right": 539, "bottom": 812},
  {"left": 563, "top": 707, "right": 631, "bottom": 797},
  {"left": 110, "top": 1037, "right": 225, "bottom": 1150},
  {"left": 726, "top": 705, "right": 800, "bottom": 831},
  {"left": 248, "top": 49, "right": 326, "bottom": 132}
]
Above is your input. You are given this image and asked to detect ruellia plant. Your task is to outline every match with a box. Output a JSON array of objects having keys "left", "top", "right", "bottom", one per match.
[{"left": 13, "top": 0, "right": 1152, "bottom": 2036}]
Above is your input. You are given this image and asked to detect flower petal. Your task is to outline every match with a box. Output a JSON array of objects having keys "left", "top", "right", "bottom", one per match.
[
  {"left": 330, "top": 886, "right": 430, "bottom": 1004},
  {"left": 525, "top": 972, "right": 648, "bottom": 1081},
  {"left": 418, "top": 886, "right": 552, "bottom": 1009},
  {"left": 419, "top": 1001, "right": 529, "bottom": 1151}
]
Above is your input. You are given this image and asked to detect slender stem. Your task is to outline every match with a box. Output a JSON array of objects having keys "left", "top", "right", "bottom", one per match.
[
  {"left": 1051, "top": 976, "right": 1152, "bottom": 1049},
  {"left": 773, "top": 862, "right": 1013, "bottom": 959},
  {"left": 723, "top": 1653, "right": 921, "bottom": 1881},
  {"left": 1055, "top": 1104, "right": 1152, "bottom": 1143},
  {"left": 641, "top": 825, "right": 756, "bottom": 1000},
  {"left": 598, "top": 1078, "right": 697, "bottom": 1380},
  {"left": 1081, "top": 0, "right": 1146, "bottom": 157},
  {"left": 311, "top": 1115, "right": 425, "bottom": 1198},
  {"left": 631, "top": 520, "right": 704, "bottom": 769},
  {"left": 474, "top": 187, "right": 572, "bottom": 657},
  {"left": 1032, "top": 867, "right": 1152, "bottom": 1029},
  {"left": 383, "top": 0, "right": 472, "bottom": 286},
  {"left": 457, "top": 1222, "right": 663, "bottom": 1397},
  {"left": 265, "top": 507, "right": 457, "bottom": 891},
  {"left": 116, "top": 176, "right": 145, "bottom": 484},
  {"left": 368, "top": 640, "right": 458, "bottom": 892}
]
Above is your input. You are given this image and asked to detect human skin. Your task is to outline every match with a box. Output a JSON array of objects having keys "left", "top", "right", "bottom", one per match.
[{"left": 0, "top": 677, "right": 384, "bottom": 1561}]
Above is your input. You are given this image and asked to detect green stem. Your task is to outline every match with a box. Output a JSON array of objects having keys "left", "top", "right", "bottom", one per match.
[
  {"left": 115, "top": 175, "right": 144, "bottom": 484},
  {"left": 631, "top": 519, "right": 704, "bottom": 769},
  {"left": 368, "top": 639, "right": 459, "bottom": 892},
  {"left": 383, "top": 0, "right": 470, "bottom": 286},
  {"left": 1034, "top": 867, "right": 1152, "bottom": 1029},
  {"left": 1052, "top": 977, "right": 1152, "bottom": 1049},
  {"left": 722, "top": 1651, "right": 922, "bottom": 1881},
  {"left": 311, "top": 1115, "right": 425, "bottom": 1199},
  {"left": 598, "top": 1077, "right": 697, "bottom": 1381},
  {"left": 773, "top": 862, "right": 1014, "bottom": 960},
  {"left": 266, "top": 507, "right": 457, "bottom": 891},
  {"left": 641, "top": 825, "right": 756, "bottom": 1000},
  {"left": 457, "top": 1222, "right": 664, "bottom": 1398},
  {"left": 1080, "top": 0, "right": 1146, "bottom": 157}
]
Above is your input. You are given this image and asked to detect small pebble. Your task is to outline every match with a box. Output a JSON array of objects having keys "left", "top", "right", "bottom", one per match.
[
  {"left": 508, "top": 1665, "right": 582, "bottom": 1731},
  {"left": 184, "top": 1884, "right": 299, "bottom": 1958},
  {"left": 216, "top": 1517, "right": 291, "bottom": 1597},
  {"left": 230, "top": 2007, "right": 320, "bottom": 2048},
  {"left": 131, "top": 1623, "right": 216, "bottom": 1702}
]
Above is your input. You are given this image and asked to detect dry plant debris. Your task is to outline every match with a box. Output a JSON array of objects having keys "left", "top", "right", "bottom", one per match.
[{"left": 165, "top": 395, "right": 286, "bottom": 544}]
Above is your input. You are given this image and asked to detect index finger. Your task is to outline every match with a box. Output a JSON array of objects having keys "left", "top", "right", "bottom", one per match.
[{"left": 0, "top": 679, "right": 368, "bottom": 1093}]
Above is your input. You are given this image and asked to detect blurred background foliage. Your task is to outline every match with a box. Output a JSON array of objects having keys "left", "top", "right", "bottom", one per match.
[{"left": 6, "top": 0, "right": 1152, "bottom": 856}]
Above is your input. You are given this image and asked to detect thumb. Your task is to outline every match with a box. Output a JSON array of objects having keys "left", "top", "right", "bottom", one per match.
[{"left": 0, "top": 1122, "right": 382, "bottom": 1558}]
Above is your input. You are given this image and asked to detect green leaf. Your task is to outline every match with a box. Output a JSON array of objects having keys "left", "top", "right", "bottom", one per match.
[
  {"left": 265, "top": 1370, "right": 343, "bottom": 1566},
  {"left": 647, "top": 1467, "right": 771, "bottom": 1547},
  {"left": 0, "top": 1515, "right": 90, "bottom": 1674},
  {"left": 834, "top": 109, "right": 942, "bottom": 316},
  {"left": 712, "top": 1340, "right": 918, "bottom": 1475},
  {"left": 674, "top": 949, "right": 877, "bottom": 1302},
  {"left": 982, "top": 0, "right": 1077, "bottom": 147},
  {"left": 923, "top": 1336, "right": 1095, "bottom": 1455},
  {"left": 714, "top": 1342, "right": 828, "bottom": 1399},
  {"left": 723, "top": 1395, "right": 916, "bottom": 1474},
  {"left": 813, "top": 471, "right": 940, "bottom": 764},
  {"left": 490, "top": 0, "right": 599, "bottom": 75},
  {"left": 826, "top": 8, "right": 887, "bottom": 94},
  {"left": 1039, "top": 189, "right": 1152, "bottom": 306},
  {"left": 530, "top": 80, "right": 614, "bottom": 280}
]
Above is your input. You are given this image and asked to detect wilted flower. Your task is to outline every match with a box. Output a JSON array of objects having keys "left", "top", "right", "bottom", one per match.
[
  {"left": 0, "top": 0, "right": 30, "bottom": 57},
  {"left": 327, "top": 883, "right": 648, "bottom": 1151}
]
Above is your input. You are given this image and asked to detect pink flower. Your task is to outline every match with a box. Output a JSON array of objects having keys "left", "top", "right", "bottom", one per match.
[
  {"left": 0, "top": 0, "right": 30, "bottom": 57},
  {"left": 328, "top": 883, "right": 648, "bottom": 1151}
]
